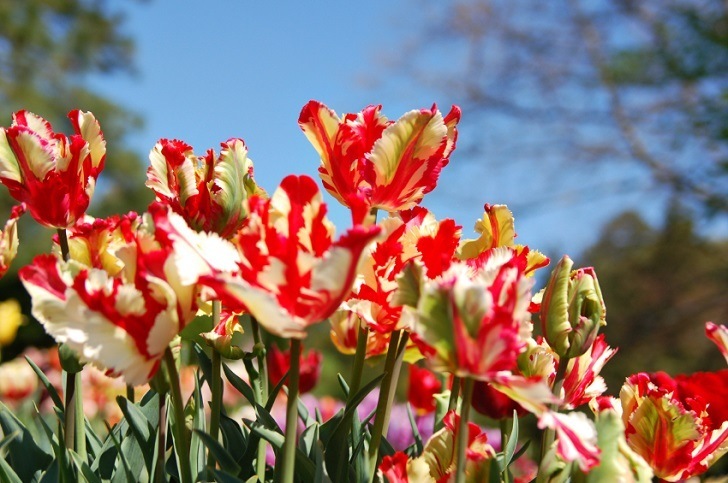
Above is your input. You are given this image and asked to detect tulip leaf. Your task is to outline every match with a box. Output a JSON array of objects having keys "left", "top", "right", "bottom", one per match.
[
  {"left": 25, "top": 356, "right": 64, "bottom": 410},
  {"left": 219, "top": 414, "right": 247, "bottom": 466},
  {"left": 503, "top": 412, "right": 520, "bottom": 469},
  {"left": 322, "top": 373, "right": 385, "bottom": 482},
  {"left": 223, "top": 361, "right": 257, "bottom": 405},
  {"left": 0, "top": 401, "right": 53, "bottom": 481},
  {"left": 265, "top": 368, "right": 288, "bottom": 411},
  {"left": 195, "top": 429, "right": 241, "bottom": 476},
  {"left": 214, "top": 468, "right": 246, "bottom": 483},
  {"left": 247, "top": 421, "right": 317, "bottom": 480},
  {"left": 0, "top": 455, "right": 22, "bottom": 483},
  {"left": 405, "top": 403, "right": 423, "bottom": 457},
  {"left": 104, "top": 421, "right": 135, "bottom": 483},
  {"left": 337, "top": 373, "right": 350, "bottom": 398},
  {"left": 190, "top": 376, "right": 207, "bottom": 480},
  {"left": 70, "top": 449, "right": 103, "bottom": 483},
  {"left": 115, "top": 394, "right": 157, "bottom": 474},
  {"left": 297, "top": 393, "right": 313, "bottom": 426},
  {"left": 179, "top": 314, "right": 214, "bottom": 344},
  {"left": 193, "top": 343, "right": 214, "bottom": 386}
]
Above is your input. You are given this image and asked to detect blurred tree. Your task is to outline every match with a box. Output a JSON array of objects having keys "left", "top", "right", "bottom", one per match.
[
  {"left": 385, "top": 0, "right": 728, "bottom": 217},
  {"left": 0, "top": 0, "right": 152, "bottom": 266},
  {"left": 0, "top": 0, "right": 151, "bottom": 358},
  {"left": 581, "top": 203, "right": 728, "bottom": 392}
]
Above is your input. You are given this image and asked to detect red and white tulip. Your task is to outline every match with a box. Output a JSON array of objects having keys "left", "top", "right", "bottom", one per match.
[
  {"left": 299, "top": 101, "right": 460, "bottom": 213},
  {"left": 200, "top": 174, "right": 381, "bottom": 339},
  {"left": 0, "top": 110, "right": 105, "bottom": 228}
]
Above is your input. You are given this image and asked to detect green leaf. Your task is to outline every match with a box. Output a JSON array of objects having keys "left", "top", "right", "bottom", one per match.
[
  {"left": 190, "top": 375, "right": 207, "bottom": 480},
  {"left": 193, "top": 342, "right": 214, "bottom": 385},
  {"left": 219, "top": 414, "right": 247, "bottom": 465},
  {"left": 111, "top": 391, "right": 160, "bottom": 482},
  {"left": 299, "top": 422, "right": 319, "bottom": 456},
  {"left": 214, "top": 469, "right": 246, "bottom": 483},
  {"left": 195, "top": 429, "right": 241, "bottom": 476},
  {"left": 38, "top": 458, "right": 64, "bottom": 483},
  {"left": 511, "top": 439, "right": 531, "bottom": 463},
  {"left": 248, "top": 420, "right": 284, "bottom": 450},
  {"left": 116, "top": 395, "right": 155, "bottom": 473},
  {"left": 70, "top": 449, "right": 103, "bottom": 483},
  {"left": 265, "top": 369, "right": 288, "bottom": 411},
  {"left": 223, "top": 361, "right": 257, "bottom": 405},
  {"left": 104, "top": 421, "right": 135, "bottom": 483},
  {"left": 249, "top": 421, "right": 317, "bottom": 481},
  {"left": 0, "top": 454, "right": 22, "bottom": 483},
  {"left": 337, "top": 373, "right": 350, "bottom": 398},
  {"left": 406, "top": 403, "right": 423, "bottom": 457},
  {"left": 297, "top": 394, "right": 313, "bottom": 426},
  {"left": 503, "top": 412, "right": 520, "bottom": 470},
  {"left": 25, "top": 356, "right": 64, "bottom": 410},
  {"left": 322, "top": 373, "right": 385, "bottom": 482},
  {"left": 84, "top": 419, "right": 103, "bottom": 461},
  {"left": 0, "top": 401, "right": 53, "bottom": 481},
  {"left": 0, "top": 431, "right": 18, "bottom": 451},
  {"left": 179, "top": 314, "right": 214, "bottom": 344}
]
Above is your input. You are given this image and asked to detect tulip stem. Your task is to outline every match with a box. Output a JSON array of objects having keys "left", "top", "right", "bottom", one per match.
[
  {"left": 126, "top": 384, "right": 135, "bottom": 403},
  {"left": 251, "top": 317, "right": 268, "bottom": 480},
  {"left": 157, "top": 388, "right": 167, "bottom": 483},
  {"left": 448, "top": 376, "right": 462, "bottom": 413},
  {"left": 63, "top": 369, "right": 76, "bottom": 450},
  {"left": 281, "top": 339, "right": 301, "bottom": 483},
  {"left": 540, "top": 355, "right": 569, "bottom": 463},
  {"left": 57, "top": 228, "right": 70, "bottom": 262},
  {"left": 74, "top": 371, "right": 86, "bottom": 461},
  {"left": 164, "top": 347, "right": 192, "bottom": 483},
  {"left": 455, "top": 377, "right": 474, "bottom": 483},
  {"left": 57, "top": 228, "right": 85, "bottom": 463},
  {"left": 208, "top": 301, "right": 222, "bottom": 472},
  {"left": 368, "top": 329, "right": 408, "bottom": 480},
  {"left": 349, "top": 322, "right": 369, "bottom": 399}
]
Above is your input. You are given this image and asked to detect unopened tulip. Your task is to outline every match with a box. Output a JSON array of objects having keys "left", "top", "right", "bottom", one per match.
[{"left": 540, "top": 256, "right": 605, "bottom": 359}]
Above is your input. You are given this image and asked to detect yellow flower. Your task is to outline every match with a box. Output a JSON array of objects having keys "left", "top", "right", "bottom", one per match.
[{"left": 0, "top": 299, "right": 24, "bottom": 346}]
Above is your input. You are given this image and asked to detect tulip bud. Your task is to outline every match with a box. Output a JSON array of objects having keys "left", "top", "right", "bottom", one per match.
[
  {"left": 540, "top": 255, "right": 606, "bottom": 359},
  {"left": 202, "top": 316, "right": 245, "bottom": 360}
]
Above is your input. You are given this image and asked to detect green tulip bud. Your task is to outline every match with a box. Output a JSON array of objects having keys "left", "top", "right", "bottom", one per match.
[{"left": 540, "top": 255, "right": 606, "bottom": 359}]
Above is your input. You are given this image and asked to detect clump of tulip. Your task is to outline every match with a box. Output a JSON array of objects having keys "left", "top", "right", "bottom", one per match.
[{"left": 0, "top": 103, "right": 725, "bottom": 483}]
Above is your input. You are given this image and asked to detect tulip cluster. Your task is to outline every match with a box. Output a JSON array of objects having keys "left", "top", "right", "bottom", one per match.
[{"left": 0, "top": 103, "right": 725, "bottom": 483}]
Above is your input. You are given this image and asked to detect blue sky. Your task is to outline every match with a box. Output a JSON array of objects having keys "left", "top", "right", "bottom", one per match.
[{"left": 86, "top": 1, "right": 724, "bottom": 259}]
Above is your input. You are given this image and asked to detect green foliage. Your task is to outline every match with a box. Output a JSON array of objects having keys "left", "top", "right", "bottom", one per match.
[{"left": 582, "top": 203, "right": 728, "bottom": 390}]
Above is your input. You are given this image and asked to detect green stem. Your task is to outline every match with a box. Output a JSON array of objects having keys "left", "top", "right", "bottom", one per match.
[
  {"left": 57, "top": 228, "right": 79, "bottom": 458},
  {"left": 367, "top": 329, "right": 402, "bottom": 480},
  {"left": 164, "top": 348, "right": 192, "bottom": 483},
  {"left": 281, "top": 339, "right": 301, "bottom": 483},
  {"left": 57, "top": 228, "right": 70, "bottom": 263},
  {"left": 448, "top": 376, "right": 462, "bottom": 413},
  {"left": 380, "top": 332, "right": 409, "bottom": 442},
  {"left": 74, "top": 372, "right": 86, "bottom": 462},
  {"left": 455, "top": 377, "right": 474, "bottom": 483},
  {"left": 500, "top": 418, "right": 511, "bottom": 483},
  {"left": 349, "top": 322, "right": 369, "bottom": 399},
  {"left": 207, "top": 301, "right": 223, "bottom": 471},
  {"left": 126, "top": 384, "right": 135, "bottom": 403},
  {"left": 251, "top": 317, "right": 268, "bottom": 480},
  {"left": 63, "top": 370, "right": 76, "bottom": 451},
  {"left": 157, "top": 389, "right": 167, "bottom": 483},
  {"left": 319, "top": 321, "right": 370, "bottom": 482},
  {"left": 540, "top": 355, "right": 569, "bottom": 463}
]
